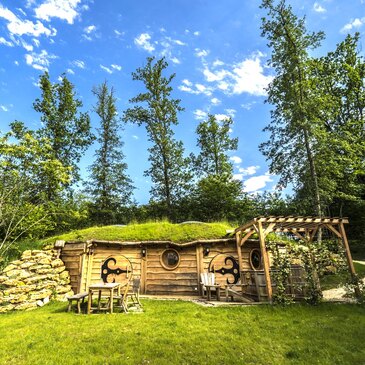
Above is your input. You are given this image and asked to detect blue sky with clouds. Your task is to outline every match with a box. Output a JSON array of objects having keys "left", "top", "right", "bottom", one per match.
[{"left": 0, "top": 0, "right": 364, "bottom": 203}]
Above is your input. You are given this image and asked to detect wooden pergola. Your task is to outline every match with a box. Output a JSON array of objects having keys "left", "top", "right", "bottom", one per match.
[{"left": 234, "top": 216, "right": 359, "bottom": 302}]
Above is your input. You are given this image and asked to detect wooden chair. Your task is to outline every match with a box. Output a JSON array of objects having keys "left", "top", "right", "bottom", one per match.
[
  {"left": 127, "top": 277, "right": 142, "bottom": 308},
  {"left": 113, "top": 281, "right": 130, "bottom": 313},
  {"left": 200, "top": 272, "right": 221, "bottom": 301}
]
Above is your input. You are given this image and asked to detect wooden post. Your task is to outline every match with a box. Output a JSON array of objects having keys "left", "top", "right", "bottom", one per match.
[
  {"left": 235, "top": 232, "right": 244, "bottom": 295},
  {"left": 339, "top": 223, "right": 361, "bottom": 298},
  {"left": 257, "top": 221, "right": 273, "bottom": 302},
  {"left": 196, "top": 244, "right": 204, "bottom": 296},
  {"left": 140, "top": 247, "right": 147, "bottom": 294}
]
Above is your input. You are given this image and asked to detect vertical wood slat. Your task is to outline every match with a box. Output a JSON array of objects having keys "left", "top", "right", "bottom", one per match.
[
  {"left": 141, "top": 248, "right": 147, "bottom": 294},
  {"left": 196, "top": 244, "right": 204, "bottom": 296},
  {"left": 257, "top": 221, "right": 273, "bottom": 302}
]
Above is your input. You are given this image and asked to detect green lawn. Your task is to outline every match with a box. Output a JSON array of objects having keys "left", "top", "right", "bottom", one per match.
[{"left": 0, "top": 300, "right": 364, "bottom": 365}]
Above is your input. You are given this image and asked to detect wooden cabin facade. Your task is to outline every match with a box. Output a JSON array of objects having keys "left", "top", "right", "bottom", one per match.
[
  {"left": 57, "top": 216, "right": 358, "bottom": 302},
  {"left": 58, "top": 238, "right": 266, "bottom": 299}
]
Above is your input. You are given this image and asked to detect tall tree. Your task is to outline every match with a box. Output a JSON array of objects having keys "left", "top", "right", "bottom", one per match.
[
  {"left": 260, "top": 0, "right": 325, "bottom": 216},
  {"left": 194, "top": 114, "right": 237, "bottom": 176},
  {"left": 0, "top": 123, "right": 69, "bottom": 256},
  {"left": 192, "top": 114, "right": 246, "bottom": 221},
  {"left": 123, "top": 57, "right": 191, "bottom": 219},
  {"left": 34, "top": 72, "right": 94, "bottom": 199},
  {"left": 86, "top": 82, "right": 134, "bottom": 224}
]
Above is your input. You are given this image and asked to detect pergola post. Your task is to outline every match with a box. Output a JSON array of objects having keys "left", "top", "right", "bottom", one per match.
[
  {"left": 257, "top": 221, "right": 273, "bottom": 302},
  {"left": 339, "top": 223, "right": 361, "bottom": 298}
]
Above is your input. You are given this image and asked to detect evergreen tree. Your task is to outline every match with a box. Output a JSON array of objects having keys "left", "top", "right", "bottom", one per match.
[
  {"left": 34, "top": 72, "right": 94, "bottom": 199},
  {"left": 260, "top": 0, "right": 325, "bottom": 216},
  {"left": 123, "top": 57, "right": 191, "bottom": 219},
  {"left": 86, "top": 82, "right": 134, "bottom": 224}
]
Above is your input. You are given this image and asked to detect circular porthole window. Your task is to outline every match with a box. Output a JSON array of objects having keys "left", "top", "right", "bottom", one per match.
[
  {"left": 160, "top": 249, "right": 180, "bottom": 270},
  {"left": 250, "top": 249, "right": 262, "bottom": 270}
]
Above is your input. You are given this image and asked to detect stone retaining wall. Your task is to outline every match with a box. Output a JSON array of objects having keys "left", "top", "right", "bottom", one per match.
[{"left": 0, "top": 249, "right": 74, "bottom": 313}]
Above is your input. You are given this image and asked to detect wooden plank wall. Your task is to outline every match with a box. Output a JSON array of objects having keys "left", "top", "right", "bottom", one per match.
[
  {"left": 61, "top": 240, "right": 261, "bottom": 296},
  {"left": 145, "top": 246, "right": 198, "bottom": 295},
  {"left": 89, "top": 246, "right": 142, "bottom": 287},
  {"left": 201, "top": 241, "right": 260, "bottom": 290},
  {"left": 60, "top": 243, "right": 86, "bottom": 293}
]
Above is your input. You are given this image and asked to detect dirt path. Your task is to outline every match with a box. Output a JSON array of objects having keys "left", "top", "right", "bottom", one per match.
[{"left": 322, "top": 260, "right": 365, "bottom": 302}]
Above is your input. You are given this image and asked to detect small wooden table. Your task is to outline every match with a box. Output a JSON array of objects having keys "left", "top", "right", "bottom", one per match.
[{"left": 87, "top": 282, "right": 120, "bottom": 314}]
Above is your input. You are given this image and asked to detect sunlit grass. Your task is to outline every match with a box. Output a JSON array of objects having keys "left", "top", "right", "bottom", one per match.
[
  {"left": 0, "top": 300, "right": 364, "bottom": 365},
  {"left": 41, "top": 221, "right": 235, "bottom": 245}
]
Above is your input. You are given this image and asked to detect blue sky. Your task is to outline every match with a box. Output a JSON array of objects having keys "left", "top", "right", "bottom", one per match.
[{"left": 0, "top": 0, "right": 364, "bottom": 204}]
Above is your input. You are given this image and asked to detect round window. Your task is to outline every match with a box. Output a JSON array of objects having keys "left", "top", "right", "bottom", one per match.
[
  {"left": 160, "top": 249, "right": 180, "bottom": 270},
  {"left": 250, "top": 249, "right": 262, "bottom": 270}
]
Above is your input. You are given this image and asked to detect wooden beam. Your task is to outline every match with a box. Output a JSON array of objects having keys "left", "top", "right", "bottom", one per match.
[
  {"left": 263, "top": 223, "right": 276, "bottom": 238},
  {"left": 339, "top": 223, "right": 361, "bottom": 298},
  {"left": 324, "top": 224, "right": 342, "bottom": 239},
  {"left": 235, "top": 232, "right": 245, "bottom": 297},
  {"left": 291, "top": 230, "right": 307, "bottom": 242},
  {"left": 257, "top": 221, "right": 273, "bottom": 302},
  {"left": 240, "top": 230, "right": 255, "bottom": 246}
]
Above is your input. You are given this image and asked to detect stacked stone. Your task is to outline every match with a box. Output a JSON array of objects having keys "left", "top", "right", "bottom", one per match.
[{"left": 0, "top": 249, "right": 74, "bottom": 313}]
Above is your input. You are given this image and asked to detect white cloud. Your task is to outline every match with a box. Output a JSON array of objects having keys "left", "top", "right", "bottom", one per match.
[
  {"left": 21, "top": 40, "right": 33, "bottom": 51},
  {"left": 194, "top": 109, "right": 208, "bottom": 120},
  {"left": 231, "top": 54, "right": 273, "bottom": 96},
  {"left": 195, "top": 48, "right": 209, "bottom": 58},
  {"left": 0, "top": 4, "right": 56, "bottom": 37},
  {"left": 132, "top": 135, "right": 139, "bottom": 140},
  {"left": 200, "top": 52, "right": 273, "bottom": 97},
  {"left": 193, "top": 31, "right": 200, "bottom": 36},
  {"left": 241, "top": 102, "right": 256, "bottom": 110},
  {"left": 84, "top": 25, "right": 96, "bottom": 34},
  {"left": 182, "top": 79, "right": 192, "bottom": 87},
  {"left": 341, "top": 18, "right": 365, "bottom": 33},
  {"left": 313, "top": 2, "right": 326, "bottom": 13},
  {"left": 111, "top": 64, "right": 122, "bottom": 71},
  {"left": 0, "top": 37, "right": 13, "bottom": 47},
  {"left": 66, "top": 68, "right": 75, "bottom": 74},
  {"left": 35, "top": 0, "right": 82, "bottom": 24},
  {"left": 230, "top": 156, "right": 242, "bottom": 164},
  {"left": 215, "top": 113, "right": 231, "bottom": 121},
  {"left": 203, "top": 67, "right": 230, "bottom": 82},
  {"left": 14, "top": 60, "right": 19, "bottom": 66},
  {"left": 114, "top": 30, "right": 123, "bottom": 37},
  {"left": 100, "top": 64, "right": 113, "bottom": 74},
  {"left": 170, "top": 57, "right": 180, "bottom": 64},
  {"left": 72, "top": 60, "right": 85, "bottom": 69},
  {"left": 238, "top": 165, "right": 260, "bottom": 176},
  {"left": 0, "top": 105, "right": 9, "bottom": 112},
  {"left": 225, "top": 108, "right": 236, "bottom": 117},
  {"left": 25, "top": 49, "right": 57, "bottom": 71},
  {"left": 32, "top": 38, "right": 40, "bottom": 47},
  {"left": 242, "top": 173, "right": 273, "bottom": 193},
  {"left": 134, "top": 33, "right": 155, "bottom": 52},
  {"left": 213, "top": 59, "right": 224, "bottom": 67},
  {"left": 211, "top": 97, "right": 221, "bottom": 105}
]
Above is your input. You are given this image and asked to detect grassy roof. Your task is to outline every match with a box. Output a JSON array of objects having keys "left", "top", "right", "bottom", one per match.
[{"left": 43, "top": 221, "right": 235, "bottom": 244}]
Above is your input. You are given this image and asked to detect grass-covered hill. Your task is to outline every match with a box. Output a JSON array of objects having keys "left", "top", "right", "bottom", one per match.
[{"left": 43, "top": 221, "right": 235, "bottom": 245}]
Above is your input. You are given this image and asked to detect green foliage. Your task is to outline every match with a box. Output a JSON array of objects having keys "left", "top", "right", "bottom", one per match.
[
  {"left": 0, "top": 127, "right": 69, "bottom": 256},
  {"left": 85, "top": 81, "right": 134, "bottom": 224},
  {"left": 34, "top": 72, "right": 94, "bottom": 197},
  {"left": 42, "top": 221, "right": 234, "bottom": 244},
  {"left": 260, "top": 0, "right": 325, "bottom": 215},
  {"left": 193, "top": 114, "right": 237, "bottom": 176},
  {"left": 123, "top": 57, "right": 191, "bottom": 219},
  {"left": 0, "top": 301, "right": 365, "bottom": 364}
]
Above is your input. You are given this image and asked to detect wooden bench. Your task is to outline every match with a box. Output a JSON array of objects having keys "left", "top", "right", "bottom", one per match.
[{"left": 67, "top": 292, "right": 88, "bottom": 314}]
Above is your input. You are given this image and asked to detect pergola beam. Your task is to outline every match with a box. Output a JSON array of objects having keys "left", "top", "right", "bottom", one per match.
[{"left": 235, "top": 215, "right": 359, "bottom": 301}]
